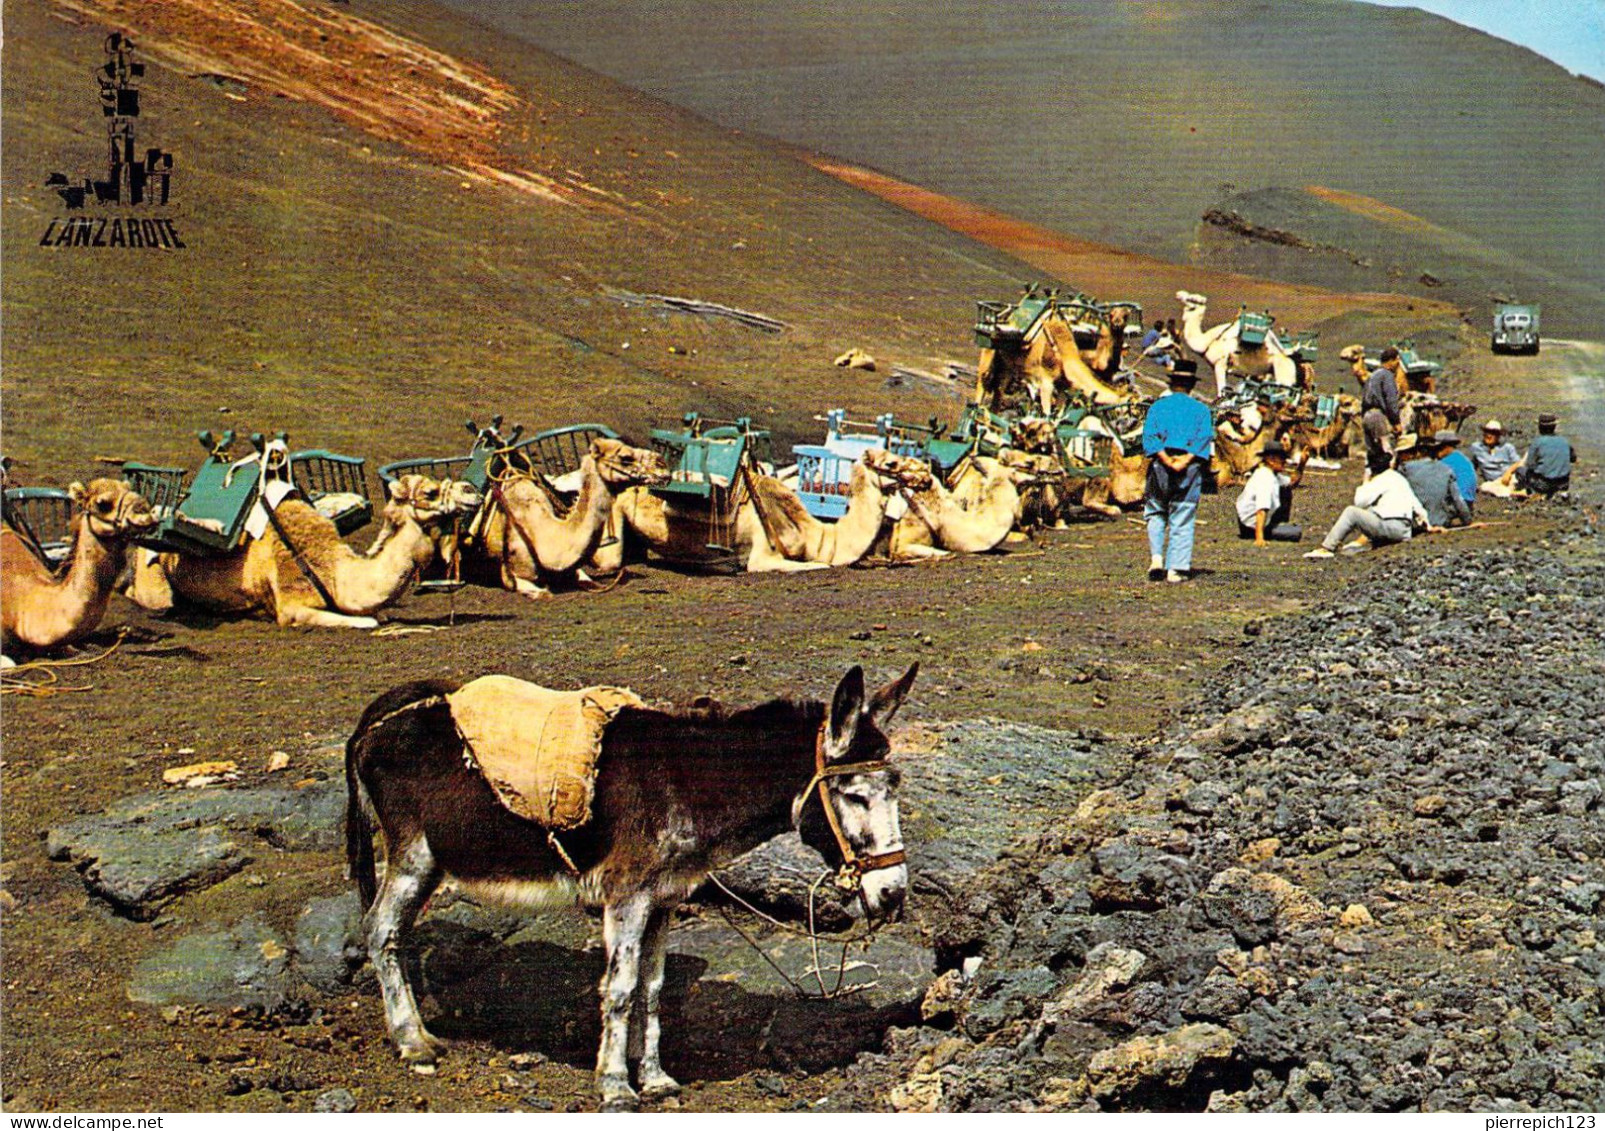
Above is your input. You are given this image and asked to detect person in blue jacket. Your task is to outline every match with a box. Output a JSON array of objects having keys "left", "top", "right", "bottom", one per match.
[
  {"left": 1141, "top": 359, "right": 1214, "bottom": 583},
  {"left": 1433, "top": 430, "right": 1478, "bottom": 510}
]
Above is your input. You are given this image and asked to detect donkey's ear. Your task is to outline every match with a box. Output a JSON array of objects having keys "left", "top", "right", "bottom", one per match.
[
  {"left": 869, "top": 662, "right": 918, "bottom": 727},
  {"left": 829, "top": 665, "right": 866, "bottom": 746}
]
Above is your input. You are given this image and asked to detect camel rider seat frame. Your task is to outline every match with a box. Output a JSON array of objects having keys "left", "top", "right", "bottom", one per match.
[
  {"left": 376, "top": 417, "right": 621, "bottom": 592},
  {"left": 1236, "top": 308, "right": 1274, "bottom": 348},
  {"left": 123, "top": 431, "right": 373, "bottom": 557},
  {"left": 1, "top": 484, "right": 76, "bottom": 569},
  {"left": 792, "top": 409, "right": 939, "bottom": 521}
]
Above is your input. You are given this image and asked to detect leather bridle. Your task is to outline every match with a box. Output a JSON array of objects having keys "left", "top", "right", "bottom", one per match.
[{"left": 795, "top": 725, "right": 906, "bottom": 903}]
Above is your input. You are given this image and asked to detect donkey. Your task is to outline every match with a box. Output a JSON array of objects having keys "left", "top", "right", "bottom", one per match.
[{"left": 344, "top": 662, "right": 916, "bottom": 1111}]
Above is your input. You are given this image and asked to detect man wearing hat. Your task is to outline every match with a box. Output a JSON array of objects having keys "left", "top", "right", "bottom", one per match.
[
  {"left": 1235, "top": 439, "right": 1307, "bottom": 544},
  {"left": 1468, "top": 419, "right": 1522, "bottom": 493},
  {"left": 1360, "top": 346, "right": 1405, "bottom": 478},
  {"left": 1517, "top": 413, "right": 1574, "bottom": 497},
  {"left": 1399, "top": 431, "right": 1473, "bottom": 529},
  {"left": 1433, "top": 429, "right": 1478, "bottom": 508},
  {"left": 1141, "top": 358, "right": 1213, "bottom": 582},
  {"left": 1305, "top": 439, "right": 1431, "bottom": 559}
]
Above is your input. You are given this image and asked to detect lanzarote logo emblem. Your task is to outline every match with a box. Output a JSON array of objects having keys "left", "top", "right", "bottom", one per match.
[{"left": 40, "top": 33, "right": 185, "bottom": 250}]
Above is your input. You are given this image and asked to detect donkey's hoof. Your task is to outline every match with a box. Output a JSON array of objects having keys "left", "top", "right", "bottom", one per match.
[
  {"left": 598, "top": 1075, "right": 639, "bottom": 1112},
  {"left": 408, "top": 1061, "right": 438, "bottom": 1077},
  {"left": 640, "top": 1073, "right": 682, "bottom": 1101}
]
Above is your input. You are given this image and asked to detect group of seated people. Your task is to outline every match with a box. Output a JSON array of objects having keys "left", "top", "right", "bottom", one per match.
[{"left": 1226, "top": 412, "right": 1574, "bottom": 560}]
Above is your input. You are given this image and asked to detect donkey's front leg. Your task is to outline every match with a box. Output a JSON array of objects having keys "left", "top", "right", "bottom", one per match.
[
  {"left": 636, "top": 903, "right": 680, "bottom": 1100},
  {"left": 597, "top": 892, "right": 651, "bottom": 1111}
]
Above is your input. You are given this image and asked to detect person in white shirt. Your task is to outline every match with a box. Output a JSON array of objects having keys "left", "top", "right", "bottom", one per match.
[
  {"left": 1235, "top": 440, "right": 1306, "bottom": 544},
  {"left": 1304, "top": 443, "right": 1433, "bottom": 560}
]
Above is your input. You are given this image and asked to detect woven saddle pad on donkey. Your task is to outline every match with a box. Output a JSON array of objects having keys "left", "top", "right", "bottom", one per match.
[{"left": 446, "top": 675, "right": 644, "bottom": 831}]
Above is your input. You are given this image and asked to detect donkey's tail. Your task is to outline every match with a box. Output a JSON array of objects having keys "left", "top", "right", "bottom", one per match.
[{"left": 345, "top": 729, "right": 379, "bottom": 913}]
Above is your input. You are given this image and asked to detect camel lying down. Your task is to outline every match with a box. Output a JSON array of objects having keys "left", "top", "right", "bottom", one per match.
[
  {"left": 128, "top": 474, "right": 479, "bottom": 629},
  {"left": 3, "top": 478, "right": 156, "bottom": 659}
]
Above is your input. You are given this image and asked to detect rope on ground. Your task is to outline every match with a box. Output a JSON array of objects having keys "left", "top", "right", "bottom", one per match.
[
  {"left": 369, "top": 623, "right": 448, "bottom": 638},
  {"left": 0, "top": 629, "right": 128, "bottom": 696},
  {"left": 705, "top": 871, "right": 879, "bottom": 1000}
]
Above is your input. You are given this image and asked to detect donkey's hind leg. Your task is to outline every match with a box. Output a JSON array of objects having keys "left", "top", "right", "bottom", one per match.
[
  {"left": 596, "top": 891, "right": 652, "bottom": 1111},
  {"left": 635, "top": 902, "right": 681, "bottom": 1100},
  {"left": 365, "top": 837, "right": 444, "bottom": 1073}
]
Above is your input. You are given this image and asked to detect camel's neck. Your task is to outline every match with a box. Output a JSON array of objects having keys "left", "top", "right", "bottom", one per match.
[
  {"left": 367, "top": 514, "right": 436, "bottom": 577},
  {"left": 1046, "top": 321, "right": 1129, "bottom": 405},
  {"left": 64, "top": 518, "right": 125, "bottom": 608},
  {"left": 827, "top": 469, "right": 890, "bottom": 565},
  {"left": 1180, "top": 307, "right": 1212, "bottom": 353},
  {"left": 1089, "top": 323, "right": 1122, "bottom": 374}
]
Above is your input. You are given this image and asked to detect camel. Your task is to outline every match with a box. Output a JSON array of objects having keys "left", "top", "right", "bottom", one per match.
[
  {"left": 1213, "top": 403, "right": 1320, "bottom": 488},
  {"left": 1339, "top": 345, "right": 1469, "bottom": 437},
  {"left": 605, "top": 452, "right": 924, "bottom": 573},
  {"left": 127, "top": 474, "right": 479, "bottom": 629},
  {"left": 2, "top": 479, "right": 156, "bottom": 658},
  {"left": 1281, "top": 393, "right": 1362, "bottom": 461},
  {"left": 863, "top": 450, "right": 1023, "bottom": 559},
  {"left": 1077, "top": 302, "right": 1140, "bottom": 382},
  {"left": 455, "top": 438, "right": 670, "bottom": 599},
  {"left": 1176, "top": 291, "right": 1297, "bottom": 396},
  {"left": 977, "top": 309, "right": 1143, "bottom": 416}
]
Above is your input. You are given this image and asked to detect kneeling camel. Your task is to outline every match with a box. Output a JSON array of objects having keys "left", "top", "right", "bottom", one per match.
[
  {"left": 2, "top": 478, "right": 155, "bottom": 658},
  {"left": 128, "top": 474, "right": 478, "bottom": 628}
]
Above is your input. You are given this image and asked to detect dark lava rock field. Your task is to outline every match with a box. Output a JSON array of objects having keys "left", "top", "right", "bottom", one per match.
[{"left": 832, "top": 531, "right": 1604, "bottom": 1112}]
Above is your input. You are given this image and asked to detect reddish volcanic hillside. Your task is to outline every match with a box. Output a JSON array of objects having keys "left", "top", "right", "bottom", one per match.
[{"left": 2, "top": 0, "right": 1446, "bottom": 482}]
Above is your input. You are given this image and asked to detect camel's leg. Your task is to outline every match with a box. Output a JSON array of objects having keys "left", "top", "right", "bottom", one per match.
[
  {"left": 975, "top": 348, "right": 996, "bottom": 407},
  {"left": 1031, "top": 372, "right": 1056, "bottom": 417},
  {"left": 1214, "top": 357, "right": 1230, "bottom": 399},
  {"left": 124, "top": 550, "right": 174, "bottom": 612},
  {"left": 597, "top": 892, "right": 652, "bottom": 1111},
  {"left": 746, "top": 549, "right": 830, "bottom": 573},
  {"left": 508, "top": 573, "right": 553, "bottom": 600},
  {"left": 635, "top": 904, "right": 680, "bottom": 1100},
  {"left": 365, "top": 837, "right": 444, "bottom": 1072},
  {"left": 892, "top": 543, "right": 953, "bottom": 561},
  {"left": 497, "top": 544, "right": 553, "bottom": 599},
  {"left": 278, "top": 604, "right": 380, "bottom": 629}
]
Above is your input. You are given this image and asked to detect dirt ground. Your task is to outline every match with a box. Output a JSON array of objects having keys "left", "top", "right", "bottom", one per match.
[{"left": 3, "top": 331, "right": 1591, "bottom": 1112}]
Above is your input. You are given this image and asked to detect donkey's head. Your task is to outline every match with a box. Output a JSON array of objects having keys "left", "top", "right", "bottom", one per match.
[{"left": 794, "top": 663, "right": 918, "bottom": 923}]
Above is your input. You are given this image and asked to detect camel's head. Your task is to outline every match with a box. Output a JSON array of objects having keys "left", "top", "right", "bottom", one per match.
[
  {"left": 1009, "top": 418, "right": 1059, "bottom": 454},
  {"left": 990, "top": 452, "right": 1041, "bottom": 488},
  {"left": 69, "top": 478, "right": 156, "bottom": 540},
  {"left": 590, "top": 438, "right": 671, "bottom": 489},
  {"left": 1176, "top": 290, "right": 1207, "bottom": 311},
  {"left": 861, "top": 448, "right": 933, "bottom": 492},
  {"left": 1338, "top": 344, "right": 1366, "bottom": 364},
  {"left": 1105, "top": 303, "right": 1140, "bottom": 334},
  {"left": 387, "top": 474, "right": 481, "bottom": 527}
]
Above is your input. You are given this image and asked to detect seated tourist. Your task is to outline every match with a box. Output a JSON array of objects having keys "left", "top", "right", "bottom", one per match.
[
  {"left": 1468, "top": 419, "right": 1523, "bottom": 496},
  {"left": 1305, "top": 449, "right": 1430, "bottom": 560},
  {"left": 1434, "top": 430, "right": 1477, "bottom": 509},
  {"left": 1236, "top": 440, "right": 1306, "bottom": 544},
  {"left": 1400, "top": 433, "right": 1472, "bottom": 530},
  {"left": 1517, "top": 412, "right": 1574, "bottom": 498}
]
